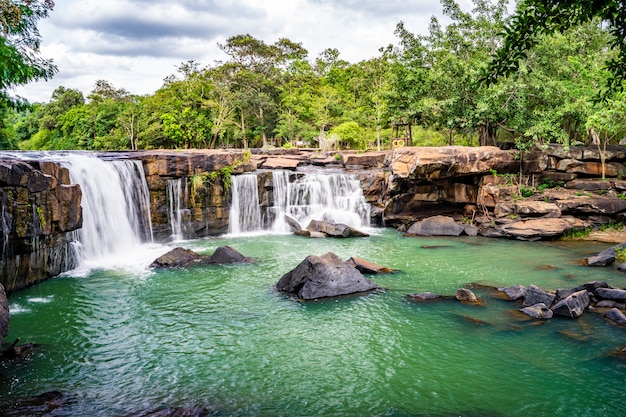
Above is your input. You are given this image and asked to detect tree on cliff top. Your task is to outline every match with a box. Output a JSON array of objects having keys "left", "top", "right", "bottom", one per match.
[
  {"left": 484, "top": 0, "right": 626, "bottom": 96},
  {"left": 0, "top": 0, "right": 57, "bottom": 108}
]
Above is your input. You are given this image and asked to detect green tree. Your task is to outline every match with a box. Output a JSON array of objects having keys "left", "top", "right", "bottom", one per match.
[
  {"left": 485, "top": 0, "right": 626, "bottom": 96},
  {"left": 0, "top": 0, "right": 56, "bottom": 107}
]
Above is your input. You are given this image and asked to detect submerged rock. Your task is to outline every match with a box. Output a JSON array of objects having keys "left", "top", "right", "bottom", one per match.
[
  {"left": 2, "top": 391, "right": 68, "bottom": 416},
  {"left": 520, "top": 303, "right": 554, "bottom": 320},
  {"left": 276, "top": 252, "right": 380, "bottom": 300},
  {"left": 406, "top": 292, "right": 450, "bottom": 302},
  {"left": 456, "top": 288, "right": 478, "bottom": 302},
  {"left": 1, "top": 283, "right": 8, "bottom": 345},
  {"left": 346, "top": 257, "right": 395, "bottom": 274},
  {"left": 605, "top": 308, "right": 626, "bottom": 326}
]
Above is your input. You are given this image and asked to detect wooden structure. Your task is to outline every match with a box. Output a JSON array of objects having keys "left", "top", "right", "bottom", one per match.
[{"left": 391, "top": 120, "right": 413, "bottom": 148}]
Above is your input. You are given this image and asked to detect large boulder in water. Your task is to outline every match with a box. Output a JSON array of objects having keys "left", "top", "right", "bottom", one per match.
[
  {"left": 276, "top": 252, "right": 380, "bottom": 300},
  {"left": 207, "top": 245, "right": 252, "bottom": 263},
  {"left": 405, "top": 216, "right": 465, "bottom": 237},
  {"left": 1, "top": 283, "right": 8, "bottom": 345},
  {"left": 150, "top": 246, "right": 251, "bottom": 268},
  {"left": 551, "top": 290, "right": 589, "bottom": 319},
  {"left": 150, "top": 247, "right": 211, "bottom": 268},
  {"left": 305, "top": 220, "right": 369, "bottom": 238}
]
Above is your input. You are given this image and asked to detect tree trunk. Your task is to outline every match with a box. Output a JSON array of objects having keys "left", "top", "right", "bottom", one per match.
[{"left": 478, "top": 123, "right": 496, "bottom": 146}]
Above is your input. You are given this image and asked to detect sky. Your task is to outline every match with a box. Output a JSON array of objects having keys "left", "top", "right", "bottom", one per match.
[{"left": 14, "top": 0, "right": 475, "bottom": 103}]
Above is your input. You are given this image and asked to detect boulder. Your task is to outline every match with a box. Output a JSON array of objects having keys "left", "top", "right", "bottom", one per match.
[
  {"left": 150, "top": 247, "right": 210, "bottom": 268},
  {"left": 488, "top": 217, "right": 588, "bottom": 241},
  {"left": 520, "top": 303, "right": 554, "bottom": 320},
  {"left": 596, "top": 300, "right": 626, "bottom": 309},
  {"left": 551, "top": 290, "right": 590, "bottom": 319},
  {"left": 595, "top": 288, "right": 626, "bottom": 302},
  {"left": 605, "top": 308, "right": 626, "bottom": 326},
  {"left": 389, "top": 146, "right": 517, "bottom": 180},
  {"left": 282, "top": 214, "right": 302, "bottom": 233},
  {"left": 514, "top": 201, "right": 561, "bottom": 217},
  {"left": 276, "top": 252, "right": 380, "bottom": 300},
  {"left": 587, "top": 243, "right": 626, "bottom": 267},
  {"left": 522, "top": 285, "right": 555, "bottom": 308},
  {"left": 346, "top": 257, "right": 394, "bottom": 274},
  {"left": 150, "top": 246, "right": 251, "bottom": 268},
  {"left": 406, "top": 215, "right": 465, "bottom": 237},
  {"left": 207, "top": 245, "right": 252, "bottom": 264},
  {"left": 498, "top": 285, "right": 527, "bottom": 301},
  {"left": 407, "top": 292, "right": 446, "bottom": 301},
  {"left": 456, "top": 288, "right": 478, "bottom": 302},
  {"left": 305, "top": 220, "right": 369, "bottom": 238},
  {"left": 0, "top": 283, "right": 8, "bottom": 345}
]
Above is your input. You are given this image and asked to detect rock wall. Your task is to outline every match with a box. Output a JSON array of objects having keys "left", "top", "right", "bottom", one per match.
[
  {"left": 2, "top": 144, "right": 626, "bottom": 292},
  {"left": 0, "top": 158, "right": 82, "bottom": 293}
]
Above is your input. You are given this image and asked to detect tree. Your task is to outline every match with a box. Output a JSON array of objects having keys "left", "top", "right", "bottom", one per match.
[
  {"left": 0, "top": 0, "right": 57, "bottom": 107},
  {"left": 484, "top": 0, "right": 626, "bottom": 96}
]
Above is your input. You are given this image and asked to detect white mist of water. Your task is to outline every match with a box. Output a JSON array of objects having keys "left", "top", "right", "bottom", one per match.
[
  {"left": 228, "top": 174, "right": 262, "bottom": 234},
  {"left": 59, "top": 154, "right": 159, "bottom": 275}
]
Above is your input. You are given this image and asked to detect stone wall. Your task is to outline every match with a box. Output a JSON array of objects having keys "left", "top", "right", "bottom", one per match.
[{"left": 0, "top": 158, "right": 82, "bottom": 293}]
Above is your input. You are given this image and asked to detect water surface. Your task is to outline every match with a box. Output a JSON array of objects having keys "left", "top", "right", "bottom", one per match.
[{"left": 2, "top": 230, "right": 626, "bottom": 416}]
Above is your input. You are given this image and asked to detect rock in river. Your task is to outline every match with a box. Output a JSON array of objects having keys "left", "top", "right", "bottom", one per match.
[
  {"left": 150, "top": 246, "right": 251, "bottom": 268},
  {"left": 276, "top": 252, "right": 380, "bottom": 300}
]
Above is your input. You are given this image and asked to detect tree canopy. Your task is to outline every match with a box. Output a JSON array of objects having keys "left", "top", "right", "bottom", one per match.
[
  {"left": 484, "top": 0, "right": 626, "bottom": 96},
  {"left": 4, "top": 0, "right": 626, "bottom": 152}
]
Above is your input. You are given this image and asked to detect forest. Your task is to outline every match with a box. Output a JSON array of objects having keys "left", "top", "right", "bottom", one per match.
[{"left": 1, "top": 0, "right": 626, "bottom": 152}]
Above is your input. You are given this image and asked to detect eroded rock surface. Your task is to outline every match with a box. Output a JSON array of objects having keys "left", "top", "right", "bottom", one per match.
[{"left": 276, "top": 252, "right": 380, "bottom": 300}]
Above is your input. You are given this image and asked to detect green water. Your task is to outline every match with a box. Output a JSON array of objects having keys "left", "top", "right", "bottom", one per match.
[{"left": 2, "top": 229, "right": 626, "bottom": 416}]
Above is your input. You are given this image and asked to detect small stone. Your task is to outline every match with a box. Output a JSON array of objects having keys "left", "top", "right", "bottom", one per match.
[
  {"left": 520, "top": 303, "right": 554, "bottom": 320},
  {"left": 456, "top": 288, "right": 478, "bottom": 302}
]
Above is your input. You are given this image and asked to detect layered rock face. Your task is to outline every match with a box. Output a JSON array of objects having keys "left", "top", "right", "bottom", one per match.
[
  {"left": 0, "top": 158, "right": 82, "bottom": 292},
  {"left": 132, "top": 150, "right": 249, "bottom": 240}
]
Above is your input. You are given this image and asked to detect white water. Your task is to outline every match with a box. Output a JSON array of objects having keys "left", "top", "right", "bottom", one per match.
[
  {"left": 271, "top": 171, "right": 370, "bottom": 232},
  {"left": 228, "top": 174, "right": 262, "bottom": 234},
  {"left": 58, "top": 154, "right": 159, "bottom": 275},
  {"left": 166, "top": 178, "right": 185, "bottom": 241},
  {"left": 228, "top": 170, "right": 371, "bottom": 234}
]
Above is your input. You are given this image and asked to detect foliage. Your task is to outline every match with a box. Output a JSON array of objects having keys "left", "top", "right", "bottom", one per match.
[
  {"left": 5, "top": 0, "right": 626, "bottom": 156},
  {"left": 0, "top": 0, "right": 57, "bottom": 107},
  {"left": 484, "top": 0, "right": 626, "bottom": 97}
]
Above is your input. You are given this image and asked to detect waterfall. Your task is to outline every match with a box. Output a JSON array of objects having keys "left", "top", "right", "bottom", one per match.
[
  {"left": 58, "top": 153, "right": 155, "bottom": 271},
  {"left": 228, "top": 174, "right": 262, "bottom": 234},
  {"left": 271, "top": 171, "right": 370, "bottom": 232},
  {"left": 228, "top": 170, "right": 370, "bottom": 234},
  {"left": 166, "top": 178, "right": 185, "bottom": 241}
]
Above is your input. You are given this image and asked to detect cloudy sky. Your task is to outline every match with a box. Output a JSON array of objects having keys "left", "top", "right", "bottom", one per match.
[{"left": 14, "top": 0, "right": 476, "bottom": 103}]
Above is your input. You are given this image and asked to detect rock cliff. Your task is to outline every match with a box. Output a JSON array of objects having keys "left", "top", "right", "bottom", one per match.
[{"left": 0, "top": 157, "right": 82, "bottom": 292}]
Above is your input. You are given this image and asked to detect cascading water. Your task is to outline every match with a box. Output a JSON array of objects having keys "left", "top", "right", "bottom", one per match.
[
  {"left": 57, "top": 153, "right": 155, "bottom": 272},
  {"left": 166, "top": 178, "right": 185, "bottom": 241},
  {"left": 271, "top": 170, "right": 370, "bottom": 232},
  {"left": 228, "top": 170, "right": 370, "bottom": 234},
  {"left": 228, "top": 174, "right": 262, "bottom": 234}
]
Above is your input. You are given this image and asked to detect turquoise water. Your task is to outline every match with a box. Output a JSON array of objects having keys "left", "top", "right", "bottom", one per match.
[{"left": 2, "top": 229, "right": 626, "bottom": 416}]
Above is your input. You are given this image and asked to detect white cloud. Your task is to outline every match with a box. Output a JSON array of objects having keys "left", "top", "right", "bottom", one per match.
[{"left": 14, "top": 0, "right": 470, "bottom": 103}]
